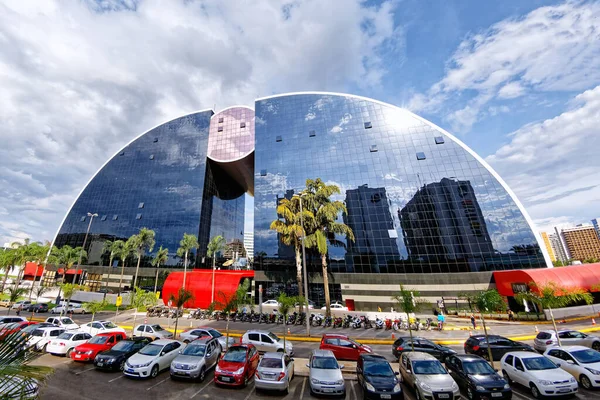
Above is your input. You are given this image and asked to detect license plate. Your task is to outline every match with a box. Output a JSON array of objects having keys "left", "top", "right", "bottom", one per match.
[
  {"left": 322, "top": 388, "right": 334, "bottom": 393},
  {"left": 97, "top": 362, "right": 103, "bottom": 367},
  {"left": 75, "top": 355, "right": 81, "bottom": 358},
  {"left": 558, "top": 388, "right": 571, "bottom": 393},
  {"left": 176, "top": 371, "right": 186, "bottom": 375},
  {"left": 381, "top": 395, "right": 391, "bottom": 399},
  {"left": 438, "top": 394, "right": 449, "bottom": 399},
  {"left": 222, "top": 377, "right": 232, "bottom": 382},
  {"left": 491, "top": 393, "right": 502, "bottom": 398},
  {"left": 126, "top": 368, "right": 134, "bottom": 373}
]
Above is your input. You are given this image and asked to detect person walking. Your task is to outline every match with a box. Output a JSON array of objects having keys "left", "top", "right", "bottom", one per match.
[
  {"left": 437, "top": 312, "right": 445, "bottom": 330},
  {"left": 508, "top": 309, "right": 515, "bottom": 321},
  {"left": 470, "top": 313, "right": 476, "bottom": 329}
]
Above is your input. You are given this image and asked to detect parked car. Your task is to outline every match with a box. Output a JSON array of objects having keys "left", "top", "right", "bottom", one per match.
[
  {"left": 321, "top": 302, "right": 348, "bottom": 311},
  {"left": 71, "top": 332, "right": 126, "bottom": 362},
  {"left": 170, "top": 336, "right": 221, "bottom": 381},
  {"left": 241, "top": 330, "right": 293, "bottom": 355},
  {"left": 124, "top": 339, "right": 185, "bottom": 379},
  {"left": 179, "top": 327, "right": 235, "bottom": 349},
  {"left": 0, "top": 321, "right": 39, "bottom": 339},
  {"left": 46, "top": 331, "right": 93, "bottom": 357},
  {"left": 392, "top": 336, "right": 456, "bottom": 361},
  {"left": 11, "top": 300, "right": 32, "bottom": 310},
  {"left": 262, "top": 299, "right": 280, "bottom": 307},
  {"left": 295, "top": 299, "right": 315, "bottom": 309},
  {"left": 214, "top": 344, "right": 260, "bottom": 387},
  {"left": 132, "top": 324, "right": 173, "bottom": 340},
  {"left": 27, "top": 303, "right": 49, "bottom": 313},
  {"left": 534, "top": 330, "right": 600, "bottom": 352},
  {"left": 27, "top": 327, "right": 65, "bottom": 352},
  {"left": 356, "top": 353, "right": 402, "bottom": 400},
  {"left": 320, "top": 334, "right": 372, "bottom": 361},
  {"left": 255, "top": 351, "right": 295, "bottom": 394},
  {"left": 51, "top": 304, "right": 86, "bottom": 314},
  {"left": 445, "top": 354, "right": 512, "bottom": 400},
  {"left": 0, "top": 316, "right": 27, "bottom": 324},
  {"left": 0, "top": 299, "right": 11, "bottom": 307},
  {"left": 94, "top": 337, "right": 152, "bottom": 371},
  {"left": 44, "top": 316, "right": 79, "bottom": 331},
  {"left": 399, "top": 351, "right": 460, "bottom": 400},
  {"left": 79, "top": 320, "right": 126, "bottom": 336},
  {"left": 544, "top": 346, "right": 600, "bottom": 389},
  {"left": 465, "top": 335, "right": 534, "bottom": 361},
  {"left": 500, "top": 351, "right": 578, "bottom": 398},
  {"left": 307, "top": 349, "right": 346, "bottom": 397}
]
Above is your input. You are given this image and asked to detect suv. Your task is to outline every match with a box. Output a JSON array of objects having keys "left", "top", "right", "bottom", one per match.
[
  {"left": 241, "top": 330, "right": 293, "bottom": 355},
  {"left": 399, "top": 352, "right": 460, "bottom": 400},
  {"left": 534, "top": 330, "right": 600, "bottom": 352},
  {"left": 465, "top": 335, "right": 534, "bottom": 361},
  {"left": 357, "top": 354, "right": 402, "bottom": 400},
  {"left": 320, "top": 334, "right": 372, "bottom": 361},
  {"left": 27, "top": 303, "right": 49, "bottom": 313},
  {"left": 392, "top": 336, "right": 456, "bottom": 361}
]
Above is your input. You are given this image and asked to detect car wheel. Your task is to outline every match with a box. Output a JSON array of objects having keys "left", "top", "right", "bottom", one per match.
[
  {"left": 150, "top": 365, "right": 159, "bottom": 378},
  {"left": 199, "top": 367, "right": 206, "bottom": 382},
  {"left": 183, "top": 340, "right": 190, "bottom": 344},
  {"left": 66, "top": 348, "right": 73, "bottom": 358},
  {"left": 530, "top": 383, "right": 541, "bottom": 399},
  {"left": 119, "top": 360, "right": 125, "bottom": 371},
  {"left": 593, "top": 342, "right": 600, "bottom": 351},
  {"left": 580, "top": 374, "right": 592, "bottom": 390},
  {"left": 502, "top": 370, "right": 512, "bottom": 384}
]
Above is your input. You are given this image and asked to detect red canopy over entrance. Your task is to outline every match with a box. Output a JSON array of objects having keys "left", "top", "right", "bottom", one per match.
[
  {"left": 23, "top": 262, "right": 44, "bottom": 278},
  {"left": 493, "top": 263, "right": 600, "bottom": 296}
]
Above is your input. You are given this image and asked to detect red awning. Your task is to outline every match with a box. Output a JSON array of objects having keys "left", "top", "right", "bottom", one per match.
[
  {"left": 23, "top": 262, "right": 44, "bottom": 277},
  {"left": 57, "top": 268, "right": 83, "bottom": 275},
  {"left": 493, "top": 263, "right": 600, "bottom": 296}
]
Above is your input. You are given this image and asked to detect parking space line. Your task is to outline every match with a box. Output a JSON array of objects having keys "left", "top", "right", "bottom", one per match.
[
  {"left": 75, "top": 367, "right": 96, "bottom": 375},
  {"left": 189, "top": 379, "right": 213, "bottom": 398},
  {"left": 242, "top": 383, "right": 255, "bottom": 400},
  {"left": 108, "top": 375, "right": 124, "bottom": 383},
  {"left": 146, "top": 376, "right": 170, "bottom": 391},
  {"left": 349, "top": 380, "right": 357, "bottom": 400},
  {"left": 299, "top": 377, "right": 306, "bottom": 399}
]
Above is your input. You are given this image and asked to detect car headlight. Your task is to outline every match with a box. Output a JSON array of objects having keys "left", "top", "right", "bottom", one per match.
[
  {"left": 234, "top": 367, "right": 245, "bottom": 375},
  {"left": 311, "top": 378, "right": 320, "bottom": 384},
  {"left": 85, "top": 351, "right": 94, "bottom": 355},
  {"left": 504, "top": 384, "right": 510, "bottom": 390},
  {"left": 586, "top": 367, "right": 600, "bottom": 375},
  {"left": 335, "top": 379, "right": 344, "bottom": 385},
  {"left": 215, "top": 365, "right": 222, "bottom": 373},
  {"left": 452, "top": 382, "right": 458, "bottom": 390},
  {"left": 569, "top": 377, "right": 577, "bottom": 383},
  {"left": 475, "top": 385, "right": 485, "bottom": 391},
  {"left": 419, "top": 381, "right": 432, "bottom": 391},
  {"left": 365, "top": 382, "right": 375, "bottom": 392},
  {"left": 538, "top": 379, "right": 552, "bottom": 386},
  {"left": 393, "top": 383, "right": 401, "bottom": 393}
]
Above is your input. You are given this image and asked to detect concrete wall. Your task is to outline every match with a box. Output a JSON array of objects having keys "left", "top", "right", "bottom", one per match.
[{"left": 543, "top": 304, "right": 600, "bottom": 319}]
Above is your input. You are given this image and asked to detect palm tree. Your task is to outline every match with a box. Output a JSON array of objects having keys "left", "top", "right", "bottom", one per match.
[
  {"left": 53, "top": 245, "right": 85, "bottom": 305},
  {"left": 270, "top": 197, "right": 309, "bottom": 309},
  {"left": 112, "top": 240, "right": 130, "bottom": 293},
  {"left": 83, "top": 300, "right": 106, "bottom": 324},
  {"left": 4, "top": 286, "right": 28, "bottom": 315},
  {"left": 151, "top": 246, "right": 169, "bottom": 293},
  {"left": 392, "top": 285, "right": 425, "bottom": 353},
  {"left": 207, "top": 235, "right": 226, "bottom": 303},
  {"left": 0, "top": 248, "right": 15, "bottom": 293},
  {"left": 470, "top": 289, "right": 507, "bottom": 368},
  {"left": 59, "top": 283, "right": 79, "bottom": 317},
  {"left": 128, "top": 228, "right": 156, "bottom": 289},
  {"left": 10, "top": 239, "right": 32, "bottom": 287},
  {"left": 27, "top": 241, "right": 50, "bottom": 301},
  {"left": 214, "top": 278, "right": 250, "bottom": 350},
  {"left": 277, "top": 293, "right": 300, "bottom": 352},
  {"left": 129, "top": 287, "right": 158, "bottom": 336},
  {"left": 177, "top": 233, "right": 199, "bottom": 289},
  {"left": 103, "top": 240, "right": 120, "bottom": 269},
  {"left": 303, "top": 178, "right": 355, "bottom": 317},
  {"left": 169, "top": 288, "right": 194, "bottom": 339}
]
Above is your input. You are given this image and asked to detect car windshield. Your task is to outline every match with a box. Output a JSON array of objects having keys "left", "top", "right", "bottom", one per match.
[
  {"left": 571, "top": 349, "right": 600, "bottom": 364},
  {"left": 57, "top": 333, "right": 74, "bottom": 340},
  {"left": 523, "top": 357, "right": 558, "bottom": 371},
  {"left": 268, "top": 332, "right": 280, "bottom": 342},
  {"left": 259, "top": 358, "right": 282, "bottom": 368},
  {"left": 413, "top": 360, "right": 447, "bottom": 375},
  {"left": 209, "top": 329, "right": 222, "bottom": 338},
  {"left": 139, "top": 344, "right": 162, "bottom": 356},
  {"left": 182, "top": 344, "right": 206, "bottom": 357},
  {"left": 22, "top": 325, "right": 39, "bottom": 334},
  {"left": 89, "top": 336, "right": 109, "bottom": 345},
  {"left": 112, "top": 341, "right": 134, "bottom": 352},
  {"left": 151, "top": 325, "right": 164, "bottom": 332},
  {"left": 60, "top": 318, "right": 75, "bottom": 325},
  {"left": 223, "top": 347, "right": 247, "bottom": 362},
  {"left": 312, "top": 357, "right": 339, "bottom": 369},
  {"left": 464, "top": 361, "right": 496, "bottom": 375},
  {"left": 102, "top": 322, "right": 117, "bottom": 329},
  {"left": 364, "top": 361, "right": 395, "bottom": 377}
]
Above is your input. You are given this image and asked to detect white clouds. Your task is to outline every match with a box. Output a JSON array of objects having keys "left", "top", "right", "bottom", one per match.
[
  {"left": 410, "top": 1, "right": 600, "bottom": 132},
  {"left": 0, "top": 0, "right": 402, "bottom": 244}
]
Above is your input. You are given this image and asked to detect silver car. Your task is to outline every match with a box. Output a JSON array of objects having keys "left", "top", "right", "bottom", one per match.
[
  {"left": 307, "top": 349, "right": 346, "bottom": 397},
  {"left": 255, "top": 352, "right": 295, "bottom": 393},
  {"left": 534, "top": 330, "right": 600, "bottom": 352},
  {"left": 133, "top": 324, "right": 173, "bottom": 340},
  {"left": 179, "top": 327, "right": 235, "bottom": 350},
  {"left": 399, "top": 352, "right": 460, "bottom": 400},
  {"left": 170, "top": 337, "right": 221, "bottom": 381}
]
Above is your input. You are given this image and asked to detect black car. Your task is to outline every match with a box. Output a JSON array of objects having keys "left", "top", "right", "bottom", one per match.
[
  {"left": 464, "top": 335, "right": 534, "bottom": 361},
  {"left": 392, "top": 337, "right": 456, "bottom": 361},
  {"left": 445, "top": 354, "right": 512, "bottom": 400},
  {"left": 356, "top": 354, "right": 402, "bottom": 400},
  {"left": 93, "top": 337, "right": 152, "bottom": 371},
  {"left": 27, "top": 303, "right": 49, "bottom": 313}
]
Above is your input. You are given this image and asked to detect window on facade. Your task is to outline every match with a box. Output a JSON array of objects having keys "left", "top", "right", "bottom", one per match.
[
  {"left": 100, "top": 215, "right": 107, "bottom": 221},
  {"left": 370, "top": 145, "right": 378, "bottom": 152},
  {"left": 218, "top": 117, "right": 224, "bottom": 123},
  {"left": 136, "top": 214, "right": 142, "bottom": 220},
  {"left": 240, "top": 122, "right": 246, "bottom": 128},
  {"left": 260, "top": 169, "right": 267, "bottom": 176},
  {"left": 112, "top": 215, "right": 118, "bottom": 221},
  {"left": 80, "top": 216, "right": 86, "bottom": 222},
  {"left": 416, "top": 152, "right": 426, "bottom": 160},
  {"left": 149, "top": 155, "right": 155, "bottom": 160},
  {"left": 217, "top": 126, "right": 223, "bottom": 132},
  {"left": 364, "top": 121, "right": 372, "bottom": 129},
  {"left": 119, "top": 151, "right": 125, "bottom": 156},
  {"left": 276, "top": 136, "right": 282, "bottom": 142},
  {"left": 138, "top": 202, "right": 144, "bottom": 209},
  {"left": 309, "top": 130, "right": 316, "bottom": 137},
  {"left": 153, "top": 138, "right": 158, "bottom": 143},
  {"left": 435, "top": 136, "right": 445, "bottom": 144}
]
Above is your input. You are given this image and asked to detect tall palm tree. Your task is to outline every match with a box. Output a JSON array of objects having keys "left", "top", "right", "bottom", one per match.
[
  {"left": 103, "top": 240, "right": 121, "bottom": 269},
  {"left": 151, "top": 246, "right": 169, "bottom": 293},
  {"left": 207, "top": 235, "right": 226, "bottom": 303},
  {"left": 270, "top": 196, "right": 309, "bottom": 307},
  {"left": 4, "top": 287, "right": 28, "bottom": 315},
  {"left": 177, "top": 233, "right": 199, "bottom": 289},
  {"left": 169, "top": 288, "right": 194, "bottom": 339},
  {"left": 0, "top": 248, "right": 15, "bottom": 293},
  {"left": 128, "top": 228, "right": 156, "bottom": 289},
  {"left": 27, "top": 241, "right": 50, "bottom": 301},
  {"left": 54, "top": 245, "right": 85, "bottom": 305},
  {"left": 10, "top": 239, "right": 33, "bottom": 287},
  {"left": 303, "top": 178, "right": 354, "bottom": 317},
  {"left": 112, "top": 240, "right": 130, "bottom": 293}
]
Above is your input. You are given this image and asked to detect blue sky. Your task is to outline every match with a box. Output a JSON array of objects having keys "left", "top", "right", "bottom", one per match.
[{"left": 1, "top": 0, "right": 599, "bottom": 245}]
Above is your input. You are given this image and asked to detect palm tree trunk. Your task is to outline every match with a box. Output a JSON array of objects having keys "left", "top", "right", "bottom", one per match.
[
  {"left": 480, "top": 312, "right": 495, "bottom": 369},
  {"left": 154, "top": 268, "right": 159, "bottom": 293},
  {"left": 225, "top": 316, "right": 231, "bottom": 351},
  {"left": 283, "top": 312, "right": 287, "bottom": 353},
  {"left": 321, "top": 254, "right": 331, "bottom": 318},
  {"left": 295, "top": 246, "right": 303, "bottom": 313},
  {"left": 174, "top": 312, "right": 179, "bottom": 339},
  {"left": 408, "top": 326, "right": 414, "bottom": 352},
  {"left": 183, "top": 251, "right": 188, "bottom": 290},
  {"left": 133, "top": 253, "right": 142, "bottom": 289},
  {"left": 118, "top": 260, "right": 126, "bottom": 294},
  {"left": 549, "top": 307, "right": 561, "bottom": 346},
  {"left": 211, "top": 256, "right": 216, "bottom": 303},
  {"left": 1, "top": 269, "right": 9, "bottom": 293}
]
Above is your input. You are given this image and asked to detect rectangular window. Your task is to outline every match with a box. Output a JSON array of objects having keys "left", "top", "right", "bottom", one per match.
[
  {"left": 309, "top": 130, "right": 316, "bottom": 137},
  {"left": 435, "top": 136, "right": 445, "bottom": 144},
  {"left": 100, "top": 215, "right": 107, "bottom": 221},
  {"left": 218, "top": 117, "right": 224, "bottom": 123},
  {"left": 276, "top": 136, "right": 282, "bottom": 142},
  {"left": 260, "top": 169, "right": 267, "bottom": 176},
  {"left": 370, "top": 145, "right": 378, "bottom": 152},
  {"left": 149, "top": 155, "right": 155, "bottom": 160},
  {"left": 112, "top": 215, "right": 118, "bottom": 221},
  {"left": 240, "top": 122, "right": 246, "bottom": 128},
  {"left": 119, "top": 151, "right": 125, "bottom": 156},
  {"left": 364, "top": 121, "right": 372, "bottom": 129},
  {"left": 217, "top": 126, "right": 223, "bottom": 132},
  {"left": 153, "top": 138, "right": 158, "bottom": 143},
  {"left": 80, "top": 216, "right": 86, "bottom": 222},
  {"left": 416, "top": 152, "right": 426, "bottom": 160},
  {"left": 136, "top": 214, "right": 142, "bottom": 220},
  {"left": 138, "top": 202, "right": 144, "bottom": 209}
]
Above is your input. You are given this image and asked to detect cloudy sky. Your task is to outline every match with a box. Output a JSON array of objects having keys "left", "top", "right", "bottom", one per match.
[{"left": 1, "top": 0, "right": 599, "bottom": 246}]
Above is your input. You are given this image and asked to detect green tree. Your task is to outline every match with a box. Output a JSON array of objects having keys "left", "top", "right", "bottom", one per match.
[
  {"left": 471, "top": 289, "right": 507, "bottom": 368},
  {"left": 103, "top": 240, "right": 120, "bottom": 269},
  {"left": 277, "top": 293, "right": 300, "bottom": 353},
  {"left": 59, "top": 283, "right": 80, "bottom": 317},
  {"left": 169, "top": 288, "right": 194, "bottom": 339},
  {"left": 128, "top": 228, "right": 156, "bottom": 289},
  {"left": 83, "top": 300, "right": 107, "bottom": 324},
  {"left": 177, "top": 233, "right": 199, "bottom": 289},
  {"left": 151, "top": 246, "right": 169, "bottom": 293},
  {"left": 0, "top": 248, "right": 15, "bottom": 293},
  {"left": 4, "top": 287, "right": 28, "bottom": 315},
  {"left": 214, "top": 278, "right": 250, "bottom": 350},
  {"left": 207, "top": 235, "right": 226, "bottom": 303},
  {"left": 27, "top": 241, "right": 51, "bottom": 301},
  {"left": 303, "top": 178, "right": 355, "bottom": 317},
  {"left": 391, "top": 285, "right": 425, "bottom": 353},
  {"left": 515, "top": 282, "right": 593, "bottom": 346},
  {"left": 112, "top": 240, "right": 131, "bottom": 293},
  {"left": 129, "top": 287, "right": 158, "bottom": 335}
]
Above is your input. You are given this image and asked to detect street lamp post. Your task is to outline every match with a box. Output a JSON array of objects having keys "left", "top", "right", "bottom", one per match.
[
  {"left": 78, "top": 212, "right": 98, "bottom": 284},
  {"left": 294, "top": 193, "right": 311, "bottom": 337}
]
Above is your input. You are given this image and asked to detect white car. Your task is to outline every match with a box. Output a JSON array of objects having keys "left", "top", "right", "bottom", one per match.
[
  {"left": 500, "top": 351, "right": 578, "bottom": 398},
  {"left": 45, "top": 316, "right": 79, "bottom": 331},
  {"left": 241, "top": 330, "right": 293, "bottom": 355},
  {"left": 124, "top": 339, "right": 185, "bottom": 379},
  {"left": 51, "top": 304, "right": 86, "bottom": 315},
  {"left": 321, "top": 302, "right": 348, "bottom": 311},
  {"left": 179, "top": 327, "right": 236, "bottom": 349},
  {"left": 544, "top": 346, "right": 600, "bottom": 389},
  {"left": 46, "top": 331, "right": 93, "bottom": 357},
  {"left": 262, "top": 300, "right": 280, "bottom": 307},
  {"left": 11, "top": 300, "right": 32, "bottom": 310},
  {"left": 27, "top": 327, "right": 66, "bottom": 352},
  {"left": 79, "top": 320, "right": 126, "bottom": 336},
  {"left": 132, "top": 324, "right": 173, "bottom": 340}
]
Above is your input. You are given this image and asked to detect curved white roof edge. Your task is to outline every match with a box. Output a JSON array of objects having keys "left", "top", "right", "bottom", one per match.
[
  {"left": 211, "top": 104, "right": 255, "bottom": 117},
  {"left": 257, "top": 91, "right": 552, "bottom": 268},
  {"left": 48, "top": 108, "right": 215, "bottom": 250}
]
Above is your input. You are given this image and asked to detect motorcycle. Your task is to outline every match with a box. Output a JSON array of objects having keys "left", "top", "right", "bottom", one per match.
[
  {"left": 312, "top": 313, "right": 324, "bottom": 327},
  {"left": 351, "top": 316, "right": 362, "bottom": 329},
  {"left": 363, "top": 316, "right": 373, "bottom": 329},
  {"left": 385, "top": 318, "right": 392, "bottom": 330},
  {"left": 374, "top": 316, "right": 384, "bottom": 329},
  {"left": 333, "top": 316, "right": 343, "bottom": 328},
  {"left": 324, "top": 316, "right": 332, "bottom": 327},
  {"left": 342, "top": 315, "right": 353, "bottom": 329}
]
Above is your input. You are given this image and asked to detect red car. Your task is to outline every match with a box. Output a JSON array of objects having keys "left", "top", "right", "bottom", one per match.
[
  {"left": 214, "top": 344, "right": 259, "bottom": 387},
  {"left": 71, "top": 332, "right": 126, "bottom": 362},
  {"left": 319, "top": 334, "right": 372, "bottom": 361},
  {"left": 0, "top": 321, "right": 38, "bottom": 339}
]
